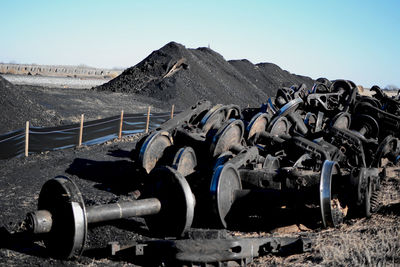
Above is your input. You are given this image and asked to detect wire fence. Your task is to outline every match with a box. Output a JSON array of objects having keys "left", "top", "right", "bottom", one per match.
[{"left": 0, "top": 109, "right": 175, "bottom": 160}]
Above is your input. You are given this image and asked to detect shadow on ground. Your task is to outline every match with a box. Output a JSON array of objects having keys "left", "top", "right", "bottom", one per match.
[
  {"left": 378, "top": 202, "right": 400, "bottom": 216},
  {"left": 66, "top": 156, "right": 142, "bottom": 195},
  {"left": 0, "top": 227, "right": 49, "bottom": 258},
  {"left": 107, "top": 148, "right": 132, "bottom": 159}
]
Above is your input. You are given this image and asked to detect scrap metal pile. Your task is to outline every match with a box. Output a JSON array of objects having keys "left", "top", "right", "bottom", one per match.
[{"left": 18, "top": 79, "right": 400, "bottom": 266}]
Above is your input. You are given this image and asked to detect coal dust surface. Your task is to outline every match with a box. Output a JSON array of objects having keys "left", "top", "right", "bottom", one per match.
[{"left": 95, "top": 42, "right": 314, "bottom": 109}]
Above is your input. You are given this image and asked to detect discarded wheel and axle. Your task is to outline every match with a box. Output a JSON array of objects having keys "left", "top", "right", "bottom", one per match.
[{"left": 25, "top": 170, "right": 195, "bottom": 258}]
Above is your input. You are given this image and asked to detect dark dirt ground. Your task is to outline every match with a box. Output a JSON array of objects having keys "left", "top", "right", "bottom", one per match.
[
  {"left": 0, "top": 79, "right": 168, "bottom": 134},
  {"left": 0, "top": 133, "right": 399, "bottom": 266},
  {"left": 19, "top": 85, "right": 168, "bottom": 124},
  {"left": 95, "top": 42, "right": 314, "bottom": 110}
]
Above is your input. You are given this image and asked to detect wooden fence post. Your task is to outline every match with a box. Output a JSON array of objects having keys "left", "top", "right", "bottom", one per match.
[
  {"left": 78, "top": 114, "right": 84, "bottom": 147},
  {"left": 119, "top": 110, "right": 124, "bottom": 140},
  {"left": 171, "top": 104, "right": 175, "bottom": 119},
  {"left": 25, "top": 121, "right": 29, "bottom": 157},
  {"left": 145, "top": 106, "right": 151, "bottom": 133}
]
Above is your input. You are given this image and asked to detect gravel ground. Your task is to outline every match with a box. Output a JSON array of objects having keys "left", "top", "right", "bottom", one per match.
[{"left": 2, "top": 74, "right": 109, "bottom": 89}]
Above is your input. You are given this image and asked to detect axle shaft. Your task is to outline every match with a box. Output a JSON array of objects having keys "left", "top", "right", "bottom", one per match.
[
  {"left": 27, "top": 198, "right": 161, "bottom": 233},
  {"left": 86, "top": 198, "right": 161, "bottom": 224}
]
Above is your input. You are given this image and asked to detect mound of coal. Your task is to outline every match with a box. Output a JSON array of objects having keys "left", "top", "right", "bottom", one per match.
[
  {"left": 96, "top": 42, "right": 314, "bottom": 109},
  {"left": 0, "top": 76, "right": 60, "bottom": 134}
]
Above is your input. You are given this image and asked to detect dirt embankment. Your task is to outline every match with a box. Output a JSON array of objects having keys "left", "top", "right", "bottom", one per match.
[
  {"left": 0, "top": 76, "right": 62, "bottom": 133},
  {"left": 95, "top": 42, "right": 314, "bottom": 109}
]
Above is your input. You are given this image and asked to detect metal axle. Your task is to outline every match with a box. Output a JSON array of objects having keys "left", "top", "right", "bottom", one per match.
[{"left": 27, "top": 198, "right": 161, "bottom": 234}]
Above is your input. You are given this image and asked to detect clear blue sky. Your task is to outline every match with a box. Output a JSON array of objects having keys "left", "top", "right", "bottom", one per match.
[{"left": 1, "top": 0, "right": 399, "bottom": 88}]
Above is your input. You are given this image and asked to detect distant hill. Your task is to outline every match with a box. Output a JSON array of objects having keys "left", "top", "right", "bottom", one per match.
[
  {"left": 95, "top": 42, "right": 314, "bottom": 109},
  {"left": 0, "top": 63, "right": 121, "bottom": 79}
]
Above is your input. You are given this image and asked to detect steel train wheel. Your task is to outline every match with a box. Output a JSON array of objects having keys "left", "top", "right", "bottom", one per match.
[
  {"left": 331, "top": 112, "right": 351, "bottom": 129},
  {"left": 172, "top": 146, "right": 197, "bottom": 177},
  {"left": 210, "top": 119, "right": 245, "bottom": 157},
  {"left": 320, "top": 160, "right": 346, "bottom": 228},
  {"left": 38, "top": 176, "right": 87, "bottom": 259},
  {"left": 210, "top": 163, "right": 242, "bottom": 228},
  {"left": 138, "top": 131, "right": 173, "bottom": 174},
  {"left": 145, "top": 166, "right": 195, "bottom": 237},
  {"left": 246, "top": 113, "right": 269, "bottom": 140},
  {"left": 199, "top": 104, "right": 228, "bottom": 134}
]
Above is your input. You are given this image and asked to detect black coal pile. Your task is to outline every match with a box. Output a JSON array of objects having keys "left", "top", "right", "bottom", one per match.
[
  {"left": 0, "top": 76, "right": 60, "bottom": 133},
  {"left": 95, "top": 42, "right": 314, "bottom": 109}
]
